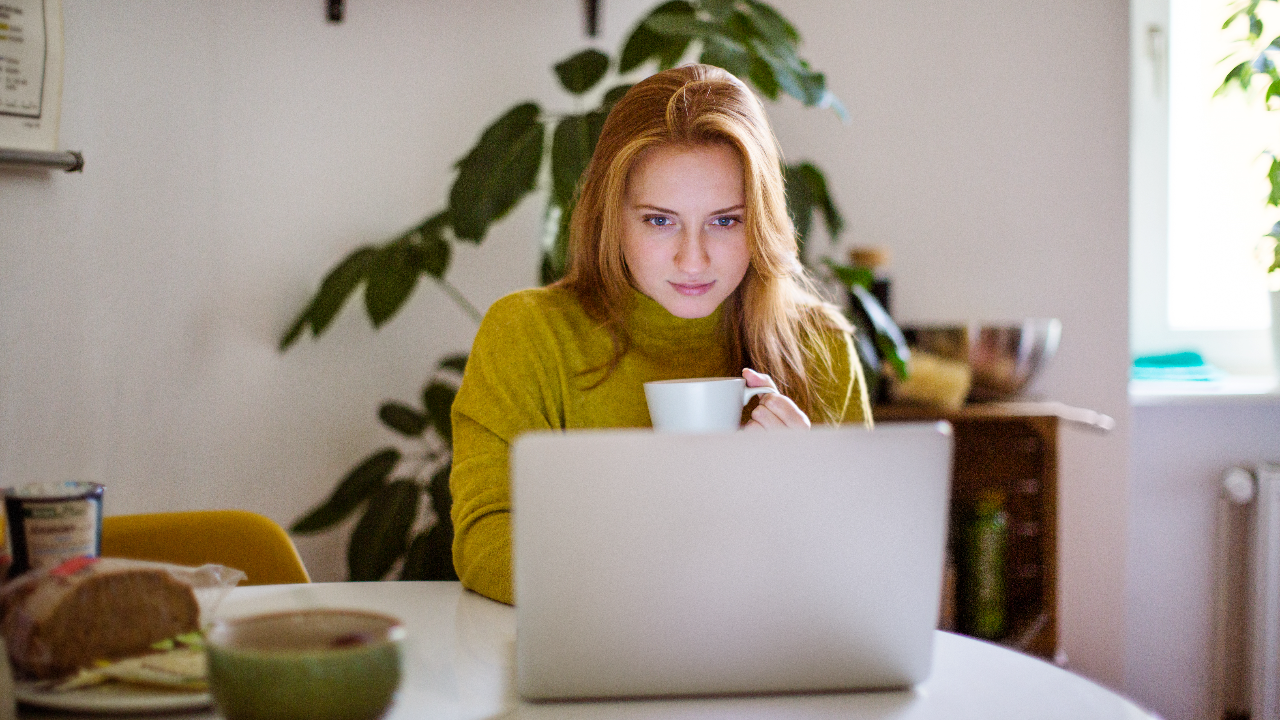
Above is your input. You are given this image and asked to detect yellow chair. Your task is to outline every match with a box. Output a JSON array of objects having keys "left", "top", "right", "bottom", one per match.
[{"left": 100, "top": 510, "right": 310, "bottom": 586}]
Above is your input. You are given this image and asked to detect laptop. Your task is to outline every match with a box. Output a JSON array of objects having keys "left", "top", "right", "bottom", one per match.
[{"left": 510, "top": 421, "right": 953, "bottom": 701}]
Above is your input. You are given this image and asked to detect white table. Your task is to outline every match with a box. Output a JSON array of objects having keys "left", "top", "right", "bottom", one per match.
[{"left": 23, "top": 581, "right": 1157, "bottom": 719}]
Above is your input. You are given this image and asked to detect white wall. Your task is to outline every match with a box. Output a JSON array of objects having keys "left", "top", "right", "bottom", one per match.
[
  {"left": 1127, "top": 398, "right": 1280, "bottom": 720},
  {"left": 0, "top": 0, "right": 1131, "bottom": 691}
]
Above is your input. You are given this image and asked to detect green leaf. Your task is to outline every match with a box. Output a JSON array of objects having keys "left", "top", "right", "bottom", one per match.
[
  {"left": 540, "top": 253, "right": 558, "bottom": 286},
  {"left": 785, "top": 164, "right": 815, "bottom": 249},
  {"left": 379, "top": 401, "right": 428, "bottom": 437},
  {"left": 700, "top": 34, "right": 753, "bottom": 78},
  {"left": 701, "top": 0, "right": 736, "bottom": 21},
  {"left": 422, "top": 381, "right": 458, "bottom": 447},
  {"left": 1268, "top": 155, "right": 1280, "bottom": 206},
  {"left": 279, "top": 316, "right": 307, "bottom": 352},
  {"left": 748, "top": 56, "right": 781, "bottom": 100},
  {"left": 364, "top": 239, "right": 423, "bottom": 328},
  {"left": 809, "top": 166, "right": 843, "bottom": 237},
  {"left": 849, "top": 323, "right": 883, "bottom": 400},
  {"left": 1253, "top": 51, "right": 1276, "bottom": 75},
  {"left": 554, "top": 49, "right": 611, "bottom": 95},
  {"left": 820, "top": 90, "right": 850, "bottom": 124},
  {"left": 1252, "top": 13, "right": 1264, "bottom": 41},
  {"left": 415, "top": 211, "right": 452, "bottom": 279},
  {"left": 601, "top": 84, "right": 634, "bottom": 114},
  {"left": 438, "top": 353, "right": 468, "bottom": 375},
  {"left": 720, "top": 10, "right": 756, "bottom": 44},
  {"left": 1267, "top": 220, "right": 1280, "bottom": 239},
  {"left": 1217, "top": 61, "right": 1252, "bottom": 96},
  {"left": 427, "top": 464, "right": 453, "bottom": 519},
  {"left": 796, "top": 69, "right": 829, "bottom": 107},
  {"left": 785, "top": 163, "right": 844, "bottom": 250},
  {"left": 748, "top": 37, "right": 828, "bottom": 107},
  {"left": 449, "top": 103, "right": 545, "bottom": 242},
  {"left": 551, "top": 111, "right": 608, "bottom": 209},
  {"left": 850, "top": 284, "right": 910, "bottom": 380},
  {"left": 841, "top": 277, "right": 889, "bottom": 395},
  {"left": 823, "top": 259, "right": 875, "bottom": 290},
  {"left": 279, "top": 246, "right": 377, "bottom": 350},
  {"left": 291, "top": 448, "right": 400, "bottom": 534},
  {"left": 403, "top": 465, "right": 457, "bottom": 580},
  {"left": 619, "top": 0, "right": 695, "bottom": 72},
  {"left": 399, "top": 522, "right": 457, "bottom": 581},
  {"left": 748, "top": 37, "right": 807, "bottom": 104},
  {"left": 347, "top": 479, "right": 421, "bottom": 581},
  {"left": 645, "top": 13, "right": 722, "bottom": 38},
  {"left": 399, "top": 530, "right": 431, "bottom": 581},
  {"left": 875, "top": 332, "right": 909, "bottom": 380},
  {"left": 540, "top": 201, "right": 572, "bottom": 285},
  {"left": 742, "top": 0, "right": 801, "bottom": 45}
]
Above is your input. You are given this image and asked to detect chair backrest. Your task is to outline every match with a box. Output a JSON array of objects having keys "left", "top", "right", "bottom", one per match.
[{"left": 100, "top": 510, "right": 310, "bottom": 585}]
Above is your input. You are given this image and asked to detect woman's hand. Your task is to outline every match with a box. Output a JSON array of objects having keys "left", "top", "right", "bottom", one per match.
[{"left": 742, "top": 368, "right": 811, "bottom": 430}]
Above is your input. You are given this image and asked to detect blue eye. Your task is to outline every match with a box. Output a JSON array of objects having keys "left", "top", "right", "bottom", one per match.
[
  {"left": 645, "top": 216, "right": 672, "bottom": 227},
  {"left": 712, "top": 216, "right": 741, "bottom": 228}
]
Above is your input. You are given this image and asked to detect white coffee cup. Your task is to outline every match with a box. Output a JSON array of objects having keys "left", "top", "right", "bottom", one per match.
[{"left": 643, "top": 377, "right": 777, "bottom": 433}]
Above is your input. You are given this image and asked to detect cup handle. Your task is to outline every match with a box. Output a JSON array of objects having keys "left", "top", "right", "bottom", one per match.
[{"left": 742, "top": 385, "right": 777, "bottom": 406}]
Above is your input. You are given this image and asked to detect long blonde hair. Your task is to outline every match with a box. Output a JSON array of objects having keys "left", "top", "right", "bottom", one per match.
[{"left": 557, "top": 64, "right": 851, "bottom": 422}]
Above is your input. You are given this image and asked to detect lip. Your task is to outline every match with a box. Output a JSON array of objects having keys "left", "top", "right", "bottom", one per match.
[{"left": 670, "top": 281, "right": 714, "bottom": 296}]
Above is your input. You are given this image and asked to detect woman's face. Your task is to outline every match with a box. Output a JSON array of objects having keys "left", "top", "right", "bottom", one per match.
[{"left": 620, "top": 143, "right": 751, "bottom": 319}]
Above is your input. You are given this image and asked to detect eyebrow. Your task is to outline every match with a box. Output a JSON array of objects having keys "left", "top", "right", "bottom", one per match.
[{"left": 633, "top": 203, "right": 745, "bottom": 215}]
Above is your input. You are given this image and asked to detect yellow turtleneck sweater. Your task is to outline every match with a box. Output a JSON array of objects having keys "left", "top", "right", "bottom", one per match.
[{"left": 449, "top": 285, "right": 870, "bottom": 604}]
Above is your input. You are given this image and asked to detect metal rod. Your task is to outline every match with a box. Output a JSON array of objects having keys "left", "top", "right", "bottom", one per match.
[{"left": 0, "top": 148, "right": 84, "bottom": 172}]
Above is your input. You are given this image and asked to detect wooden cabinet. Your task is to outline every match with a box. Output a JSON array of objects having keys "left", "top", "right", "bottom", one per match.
[{"left": 873, "top": 401, "right": 1114, "bottom": 661}]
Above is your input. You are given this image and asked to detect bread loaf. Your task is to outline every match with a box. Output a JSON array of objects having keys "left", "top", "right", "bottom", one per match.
[{"left": 0, "top": 557, "right": 200, "bottom": 679}]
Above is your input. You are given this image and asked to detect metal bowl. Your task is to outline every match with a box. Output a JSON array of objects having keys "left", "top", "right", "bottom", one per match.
[{"left": 902, "top": 319, "right": 1062, "bottom": 402}]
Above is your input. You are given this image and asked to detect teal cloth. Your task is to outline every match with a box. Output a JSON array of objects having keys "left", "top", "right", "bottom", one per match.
[{"left": 1131, "top": 351, "right": 1225, "bottom": 381}]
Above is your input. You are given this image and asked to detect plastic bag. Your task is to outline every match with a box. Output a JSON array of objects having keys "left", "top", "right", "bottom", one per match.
[{"left": 0, "top": 556, "right": 246, "bottom": 679}]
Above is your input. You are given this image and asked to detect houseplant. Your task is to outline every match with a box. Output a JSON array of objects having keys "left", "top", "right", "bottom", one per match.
[{"left": 282, "top": 0, "right": 908, "bottom": 581}]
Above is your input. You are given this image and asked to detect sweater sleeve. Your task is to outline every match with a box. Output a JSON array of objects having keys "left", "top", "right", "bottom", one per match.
[
  {"left": 811, "top": 328, "right": 873, "bottom": 427},
  {"left": 449, "top": 293, "right": 563, "bottom": 605}
]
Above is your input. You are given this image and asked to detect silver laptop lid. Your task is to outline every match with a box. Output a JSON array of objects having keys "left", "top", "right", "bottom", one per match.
[{"left": 512, "top": 422, "right": 953, "bottom": 701}]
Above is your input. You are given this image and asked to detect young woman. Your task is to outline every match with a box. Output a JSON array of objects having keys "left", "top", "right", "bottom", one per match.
[{"left": 450, "top": 64, "right": 871, "bottom": 605}]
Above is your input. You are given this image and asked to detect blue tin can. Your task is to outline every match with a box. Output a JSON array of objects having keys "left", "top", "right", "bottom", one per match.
[{"left": 3, "top": 482, "right": 104, "bottom": 579}]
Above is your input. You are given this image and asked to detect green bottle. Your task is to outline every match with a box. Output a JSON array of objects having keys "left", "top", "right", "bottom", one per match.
[{"left": 963, "top": 488, "right": 1008, "bottom": 639}]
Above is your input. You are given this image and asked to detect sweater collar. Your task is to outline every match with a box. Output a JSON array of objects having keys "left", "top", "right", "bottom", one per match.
[{"left": 628, "top": 288, "right": 723, "bottom": 346}]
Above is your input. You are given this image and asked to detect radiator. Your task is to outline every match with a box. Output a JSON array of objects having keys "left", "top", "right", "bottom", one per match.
[{"left": 1217, "top": 463, "right": 1280, "bottom": 720}]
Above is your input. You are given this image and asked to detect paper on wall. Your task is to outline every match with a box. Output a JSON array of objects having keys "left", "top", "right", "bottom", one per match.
[{"left": 0, "top": 0, "right": 62, "bottom": 152}]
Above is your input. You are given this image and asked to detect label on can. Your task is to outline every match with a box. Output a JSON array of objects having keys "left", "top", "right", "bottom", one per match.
[{"left": 20, "top": 500, "right": 100, "bottom": 571}]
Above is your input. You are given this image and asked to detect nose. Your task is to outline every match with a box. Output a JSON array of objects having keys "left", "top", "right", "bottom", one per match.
[{"left": 673, "top": 227, "right": 711, "bottom": 275}]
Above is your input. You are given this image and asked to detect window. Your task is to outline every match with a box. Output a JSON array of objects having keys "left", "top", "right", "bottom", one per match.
[{"left": 1131, "top": 0, "right": 1277, "bottom": 375}]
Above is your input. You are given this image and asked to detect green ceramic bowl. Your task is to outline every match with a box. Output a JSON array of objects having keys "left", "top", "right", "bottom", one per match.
[{"left": 205, "top": 609, "right": 405, "bottom": 720}]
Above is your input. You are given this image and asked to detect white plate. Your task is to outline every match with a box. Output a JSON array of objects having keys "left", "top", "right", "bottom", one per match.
[{"left": 15, "top": 679, "right": 212, "bottom": 714}]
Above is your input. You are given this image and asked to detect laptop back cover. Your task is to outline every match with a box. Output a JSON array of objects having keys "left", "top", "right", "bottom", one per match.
[{"left": 512, "top": 422, "right": 953, "bottom": 700}]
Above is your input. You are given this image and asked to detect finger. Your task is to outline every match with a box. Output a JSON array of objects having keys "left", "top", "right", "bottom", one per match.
[
  {"left": 741, "top": 368, "right": 777, "bottom": 390},
  {"left": 750, "top": 393, "right": 811, "bottom": 430},
  {"left": 747, "top": 404, "right": 783, "bottom": 430}
]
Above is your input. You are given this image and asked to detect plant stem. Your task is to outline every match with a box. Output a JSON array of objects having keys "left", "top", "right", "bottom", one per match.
[{"left": 436, "top": 278, "right": 484, "bottom": 325}]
